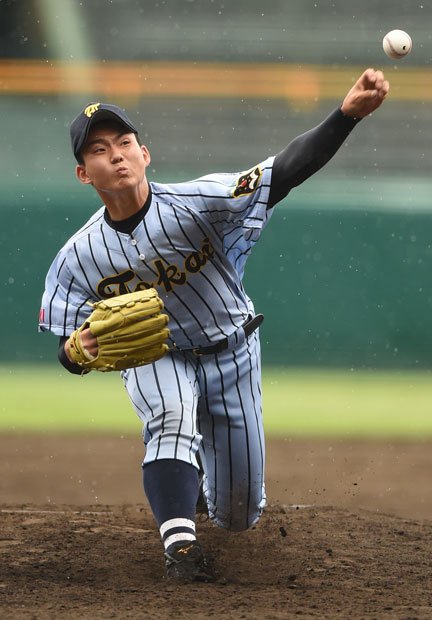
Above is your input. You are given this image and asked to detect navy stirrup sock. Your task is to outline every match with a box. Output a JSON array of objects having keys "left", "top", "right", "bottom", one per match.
[{"left": 143, "top": 459, "right": 199, "bottom": 552}]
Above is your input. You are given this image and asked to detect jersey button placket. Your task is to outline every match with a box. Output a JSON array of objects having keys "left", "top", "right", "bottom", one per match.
[{"left": 130, "top": 236, "right": 146, "bottom": 262}]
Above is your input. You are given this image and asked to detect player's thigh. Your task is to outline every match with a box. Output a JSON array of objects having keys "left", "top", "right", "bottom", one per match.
[
  {"left": 198, "top": 332, "right": 265, "bottom": 530},
  {"left": 122, "top": 352, "right": 201, "bottom": 465}
]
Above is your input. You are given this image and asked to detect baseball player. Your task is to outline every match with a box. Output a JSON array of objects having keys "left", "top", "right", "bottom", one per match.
[{"left": 39, "top": 68, "right": 389, "bottom": 582}]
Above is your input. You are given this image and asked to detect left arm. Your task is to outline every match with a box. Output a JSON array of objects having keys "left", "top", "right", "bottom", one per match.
[{"left": 58, "top": 328, "right": 98, "bottom": 375}]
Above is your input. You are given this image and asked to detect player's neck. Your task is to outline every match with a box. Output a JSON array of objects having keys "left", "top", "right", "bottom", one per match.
[{"left": 99, "top": 180, "right": 150, "bottom": 222}]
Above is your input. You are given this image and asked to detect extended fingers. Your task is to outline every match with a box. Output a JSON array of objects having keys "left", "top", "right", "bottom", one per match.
[{"left": 360, "top": 68, "right": 388, "bottom": 94}]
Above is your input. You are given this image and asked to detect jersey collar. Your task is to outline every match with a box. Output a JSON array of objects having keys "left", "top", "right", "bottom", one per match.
[{"left": 104, "top": 186, "right": 153, "bottom": 234}]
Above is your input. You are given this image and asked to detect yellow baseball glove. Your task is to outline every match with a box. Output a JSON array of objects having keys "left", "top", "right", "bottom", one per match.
[{"left": 68, "top": 289, "right": 170, "bottom": 372}]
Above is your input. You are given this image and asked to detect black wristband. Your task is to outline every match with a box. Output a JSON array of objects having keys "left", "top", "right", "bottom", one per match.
[{"left": 58, "top": 336, "right": 88, "bottom": 375}]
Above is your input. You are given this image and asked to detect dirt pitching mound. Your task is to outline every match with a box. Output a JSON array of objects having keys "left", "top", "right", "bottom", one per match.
[{"left": 2, "top": 502, "right": 432, "bottom": 619}]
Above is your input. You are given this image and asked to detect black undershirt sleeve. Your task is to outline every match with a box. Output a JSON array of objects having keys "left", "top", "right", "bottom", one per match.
[
  {"left": 58, "top": 336, "right": 87, "bottom": 375},
  {"left": 268, "top": 107, "right": 361, "bottom": 209}
]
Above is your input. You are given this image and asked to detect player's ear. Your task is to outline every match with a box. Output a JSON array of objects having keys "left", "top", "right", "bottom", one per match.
[
  {"left": 75, "top": 164, "right": 93, "bottom": 185},
  {"left": 141, "top": 144, "right": 151, "bottom": 166}
]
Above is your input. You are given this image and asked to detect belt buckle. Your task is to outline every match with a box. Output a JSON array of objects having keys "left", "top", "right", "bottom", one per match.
[{"left": 192, "top": 347, "right": 204, "bottom": 356}]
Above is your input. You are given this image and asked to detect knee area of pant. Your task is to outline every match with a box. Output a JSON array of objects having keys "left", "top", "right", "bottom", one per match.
[{"left": 209, "top": 507, "right": 263, "bottom": 532}]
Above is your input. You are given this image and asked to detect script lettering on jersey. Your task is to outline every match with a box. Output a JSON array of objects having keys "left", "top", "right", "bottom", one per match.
[
  {"left": 96, "top": 236, "right": 215, "bottom": 297},
  {"left": 97, "top": 270, "right": 149, "bottom": 298},
  {"left": 154, "top": 236, "right": 215, "bottom": 292}
]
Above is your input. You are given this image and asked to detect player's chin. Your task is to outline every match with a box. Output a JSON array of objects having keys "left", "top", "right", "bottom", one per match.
[
  {"left": 113, "top": 175, "right": 136, "bottom": 188},
  {"left": 97, "top": 178, "right": 134, "bottom": 194},
  {"left": 99, "top": 173, "right": 139, "bottom": 192}
]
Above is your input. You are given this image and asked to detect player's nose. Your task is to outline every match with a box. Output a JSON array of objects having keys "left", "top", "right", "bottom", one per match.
[{"left": 110, "top": 147, "right": 124, "bottom": 163}]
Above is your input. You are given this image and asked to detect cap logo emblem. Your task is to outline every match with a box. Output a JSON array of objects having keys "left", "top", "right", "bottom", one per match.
[{"left": 84, "top": 103, "right": 101, "bottom": 118}]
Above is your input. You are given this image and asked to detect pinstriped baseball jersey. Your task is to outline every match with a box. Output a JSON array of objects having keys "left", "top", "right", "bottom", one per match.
[
  {"left": 39, "top": 157, "right": 275, "bottom": 530},
  {"left": 39, "top": 157, "right": 274, "bottom": 350}
]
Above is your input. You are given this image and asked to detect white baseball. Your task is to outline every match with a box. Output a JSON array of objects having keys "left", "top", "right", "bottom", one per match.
[{"left": 382, "top": 29, "right": 412, "bottom": 59}]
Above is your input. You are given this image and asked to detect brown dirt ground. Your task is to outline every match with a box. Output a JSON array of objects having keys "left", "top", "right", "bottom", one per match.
[{"left": 1, "top": 434, "right": 432, "bottom": 619}]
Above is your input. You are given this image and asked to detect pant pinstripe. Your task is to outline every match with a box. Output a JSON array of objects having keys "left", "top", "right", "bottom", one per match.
[{"left": 123, "top": 330, "right": 266, "bottom": 531}]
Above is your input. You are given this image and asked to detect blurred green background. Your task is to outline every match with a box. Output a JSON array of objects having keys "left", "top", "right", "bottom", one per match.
[{"left": 1, "top": 0, "right": 432, "bottom": 433}]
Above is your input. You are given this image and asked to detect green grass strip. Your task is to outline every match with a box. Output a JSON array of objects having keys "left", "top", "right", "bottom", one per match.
[
  {"left": 2, "top": 365, "right": 432, "bottom": 438},
  {"left": 262, "top": 367, "right": 432, "bottom": 438}
]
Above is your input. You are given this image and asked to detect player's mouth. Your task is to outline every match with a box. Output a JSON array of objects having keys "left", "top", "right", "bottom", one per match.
[{"left": 115, "top": 167, "right": 129, "bottom": 175}]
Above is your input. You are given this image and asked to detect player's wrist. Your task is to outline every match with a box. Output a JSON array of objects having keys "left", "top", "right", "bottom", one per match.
[{"left": 338, "top": 105, "right": 362, "bottom": 125}]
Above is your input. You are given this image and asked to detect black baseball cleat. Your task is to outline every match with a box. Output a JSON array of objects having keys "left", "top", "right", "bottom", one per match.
[{"left": 164, "top": 540, "right": 215, "bottom": 583}]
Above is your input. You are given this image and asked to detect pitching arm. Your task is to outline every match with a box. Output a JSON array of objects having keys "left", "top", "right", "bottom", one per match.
[
  {"left": 268, "top": 107, "right": 359, "bottom": 209},
  {"left": 268, "top": 68, "right": 389, "bottom": 209}
]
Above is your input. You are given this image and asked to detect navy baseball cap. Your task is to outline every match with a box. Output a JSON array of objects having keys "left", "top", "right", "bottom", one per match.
[{"left": 70, "top": 102, "right": 138, "bottom": 160}]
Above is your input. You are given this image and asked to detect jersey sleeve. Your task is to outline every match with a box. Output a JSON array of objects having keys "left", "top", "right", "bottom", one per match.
[
  {"left": 38, "top": 247, "right": 93, "bottom": 337},
  {"left": 152, "top": 156, "right": 275, "bottom": 243},
  {"left": 151, "top": 156, "right": 275, "bottom": 279},
  {"left": 195, "top": 156, "right": 275, "bottom": 243}
]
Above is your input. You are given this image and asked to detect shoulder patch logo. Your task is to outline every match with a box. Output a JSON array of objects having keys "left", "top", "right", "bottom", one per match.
[
  {"left": 232, "top": 165, "right": 262, "bottom": 198},
  {"left": 84, "top": 103, "right": 101, "bottom": 118}
]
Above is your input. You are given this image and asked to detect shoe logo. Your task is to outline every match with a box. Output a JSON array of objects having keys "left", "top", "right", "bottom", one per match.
[{"left": 178, "top": 544, "right": 195, "bottom": 555}]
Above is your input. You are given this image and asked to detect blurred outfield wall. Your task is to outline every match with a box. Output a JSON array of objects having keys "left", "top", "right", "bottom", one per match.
[
  {"left": 1, "top": 0, "right": 432, "bottom": 368},
  {"left": 3, "top": 178, "right": 432, "bottom": 368}
]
